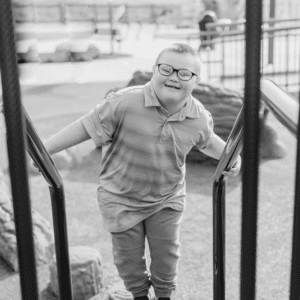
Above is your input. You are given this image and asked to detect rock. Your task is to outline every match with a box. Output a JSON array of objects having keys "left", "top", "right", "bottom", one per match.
[
  {"left": 54, "top": 42, "right": 72, "bottom": 62},
  {"left": 40, "top": 43, "right": 72, "bottom": 63},
  {"left": 49, "top": 246, "right": 103, "bottom": 300},
  {"left": 124, "top": 71, "right": 287, "bottom": 162},
  {"left": 16, "top": 38, "right": 39, "bottom": 63},
  {"left": 87, "top": 44, "right": 101, "bottom": 60},
  {"left": 20, "top": 43, "right": 40, "bottom": 63},
  {"left": 71, "top": 44, "right": 101, "bottom": 62},
  {"left": 0, "top": 168, "right": 54, "bottom": 271}
]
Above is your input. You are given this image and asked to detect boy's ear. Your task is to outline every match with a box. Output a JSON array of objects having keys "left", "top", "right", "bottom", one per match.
[
  {"left": 195, "top": 76, "right": 201, "bottom": 86},
  {"left": 152, "top": 65, "right": 156, "bottom": 74}
]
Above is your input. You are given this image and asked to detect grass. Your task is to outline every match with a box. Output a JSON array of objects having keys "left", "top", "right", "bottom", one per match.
[{"left": 0, "top": 83, "right": 297, "bottom": 300}]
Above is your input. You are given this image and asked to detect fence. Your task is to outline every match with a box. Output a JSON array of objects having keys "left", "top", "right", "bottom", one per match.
[
  {"left": 188, "top": 18, "right": 300, "bottom": 93},
  {"left": 12, "top": 3, "right": 182, "bottom": 25}
]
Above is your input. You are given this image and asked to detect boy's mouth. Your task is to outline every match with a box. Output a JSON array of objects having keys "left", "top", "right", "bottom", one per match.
[{"left": 165, "top": 84, "right": 180, "bottom": 90}]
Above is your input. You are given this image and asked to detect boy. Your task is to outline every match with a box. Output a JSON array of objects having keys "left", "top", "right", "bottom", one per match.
[{"left": 33, "top": 43, "right": 241, "bottom": 300}]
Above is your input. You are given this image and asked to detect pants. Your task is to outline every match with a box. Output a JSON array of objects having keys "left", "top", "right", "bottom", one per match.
[{"left": 111, "top": 208, "right": 183, "bottom": 299}]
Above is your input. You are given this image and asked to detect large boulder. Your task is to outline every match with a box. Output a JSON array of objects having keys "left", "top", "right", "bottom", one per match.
[
  {"left": 124, "top": 71, "right": 287, "bottom": 163},
  {"left": 0, "top": 168, "right": 54, "bottom": 271},
  {"left": 48, "top": 246, "right": 103, "bottom": 300}
]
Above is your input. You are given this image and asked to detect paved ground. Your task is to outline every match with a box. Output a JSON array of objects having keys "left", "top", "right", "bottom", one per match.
[{"left": 16, "top": 23, "right": 202, "bottom": 87}]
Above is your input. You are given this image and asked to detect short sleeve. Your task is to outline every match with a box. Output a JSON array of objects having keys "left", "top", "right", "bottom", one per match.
[
  {"left": 81, "top": 94, "right": 123, "bottom": 147},
  {"left": 195, "top": 110, "right": 215, "bottom": 150}
]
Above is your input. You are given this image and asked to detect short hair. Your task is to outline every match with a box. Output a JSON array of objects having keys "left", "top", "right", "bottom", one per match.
[{"left": 155, "top": 43, "right": 201, "bottom": 75}]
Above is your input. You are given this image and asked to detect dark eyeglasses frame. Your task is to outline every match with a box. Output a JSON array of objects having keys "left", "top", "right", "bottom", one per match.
[{"left": 156, "top": 63, "right": 199, "bottom": 81}]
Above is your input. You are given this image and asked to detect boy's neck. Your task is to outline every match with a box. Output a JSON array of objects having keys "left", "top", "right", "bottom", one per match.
[{"left": 161, "top": 98, "right": 188, "bottom": 116}]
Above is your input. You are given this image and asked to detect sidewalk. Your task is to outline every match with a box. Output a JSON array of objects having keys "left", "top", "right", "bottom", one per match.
[
  {"left": 16, "top": 23, "right": 202, "bottom": 85},
  {"left": 18, "top": 43, "right": 203, "bottom": 85}
]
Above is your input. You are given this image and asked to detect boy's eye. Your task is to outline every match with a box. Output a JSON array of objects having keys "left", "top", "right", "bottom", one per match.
[
  {"left": 161, "top": 65, "right": 173, "bottom": 74},
  {"left": 179, "top": 70, "right": 192, "bottom": 78}
]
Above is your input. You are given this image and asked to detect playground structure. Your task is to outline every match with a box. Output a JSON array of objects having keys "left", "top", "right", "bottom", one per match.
[{"left": 1, "top": 0, "right": 300, "bottom": 300}]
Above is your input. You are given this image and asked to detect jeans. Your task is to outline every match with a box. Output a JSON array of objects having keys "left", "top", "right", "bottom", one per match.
[{"left": 111, "top": 208, "right": 182, "bottom": 298}]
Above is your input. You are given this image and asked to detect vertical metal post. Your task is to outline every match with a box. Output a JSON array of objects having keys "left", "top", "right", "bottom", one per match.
[
  {"left": 0, "top": 1, "right": 39, "bottom": 299},
  {"left": 221, "top": 36, "right": 225, "bottom": 83},
  {"left": 33, "top": 0, "right": 37, "bottom": 23},
  {"left": 49, "top": 186, "right": 74, "bottom": 300},
  {"left": 285, "top": 33, "right": 290, "bottom": 89},
  {"left": 108, "top": 1, "right": 114, "bottom": 55},
  {"left": 289, "top": 89, "right": 300, "bottom": 299},
  {"left": 60, "top": 1, "right": 66, "bottom": 24},
  {"left": 268, "top": 0, "right": 275, "bottom": 64},
  {"left": 213, "top": 177, "right": 226, "bottom": 300},
  {"left": 240, "top": 0, "right": 262, "bottom": 299}
]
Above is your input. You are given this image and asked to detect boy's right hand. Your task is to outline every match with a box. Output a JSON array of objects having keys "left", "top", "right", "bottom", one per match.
[{"left": 29, "top": 158, "right": 41, "bottom": 174}]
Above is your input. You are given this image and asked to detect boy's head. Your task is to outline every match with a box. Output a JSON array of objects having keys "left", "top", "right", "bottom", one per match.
[{"left": 152, "top": 43, "right": 201, "bottom": 109}]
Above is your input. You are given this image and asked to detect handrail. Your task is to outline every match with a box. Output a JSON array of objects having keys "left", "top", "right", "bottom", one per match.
[
  {"left": 24, "top": 109, "right": 62, "bottom": 187},
  {"left": 0, "top": 4, "right": 73, "bottom": 294},
  {"left": 214, "top": 79, "right": 298, "bottom": 181},
  {"left": 213, "top": 78, "right": 299, "bottom": 299},
  {"left": 24, "top": 108, "right": 74, "bottom": 300},
  {"left": 212, "top": 105, "right": 244, "bottom": 299},
  {"left": 213, "top": 106, "right": 244, "bottom": 182},
  {"left": 1, "top": 104, "right": 74, "bottom": 299},
  {"left": 260, "top": 79, "right": 298, "bottom": 136},
  {"left": 0, "top": 13, "right": 73, "bottom": 300}
]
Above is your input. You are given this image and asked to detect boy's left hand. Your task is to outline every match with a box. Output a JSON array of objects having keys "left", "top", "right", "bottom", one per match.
[{"left": 222, "top": 155, "right": 242, "bottom": 178}]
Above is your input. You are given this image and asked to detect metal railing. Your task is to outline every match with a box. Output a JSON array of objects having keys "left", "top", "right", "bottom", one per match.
[
  {"left": 0, "top": 1, "right": 73, "bottom": 299},
  {"left": 2, "top": 0, "right": 300, "bottom": 299},
  {"left": 212, "top": 105, "right": 244, "bottom": 299},
  {"left": 212, "top": 2, "right": 262, "bottom": 299},
  {"left": 12, "top": 3, "right": 182, "bottom": 25},
  {"left": 213, "top": 0, "right": 300, "bottom": 300},
  {"left": 188, "top": 19, "right": 300, "bottom": 93},
  {"left": 212, "top": 77, "right": 300, "bottom": 299}
]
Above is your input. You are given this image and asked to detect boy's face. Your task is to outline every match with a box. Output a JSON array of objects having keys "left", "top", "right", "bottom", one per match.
[{"left": 152, "top": 51, "right": 200, "bottom": 108}]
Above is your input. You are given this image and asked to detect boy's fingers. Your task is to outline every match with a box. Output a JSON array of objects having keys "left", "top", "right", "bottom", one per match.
[
  {"left": 222, "top": 166, "right": 238, "bottom": 177},
  {"left": 30, "top": 160, "right": 41, "bottom": 173}
]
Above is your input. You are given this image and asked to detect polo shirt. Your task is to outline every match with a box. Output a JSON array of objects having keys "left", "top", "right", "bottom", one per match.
[{"left": 81, "top": 80, "right": 215, "bottom": 232}]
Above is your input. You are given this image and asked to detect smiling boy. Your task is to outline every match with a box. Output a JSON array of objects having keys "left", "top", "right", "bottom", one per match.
[{"left": 36, "top": 43, "right": 241, "bottom": 300}]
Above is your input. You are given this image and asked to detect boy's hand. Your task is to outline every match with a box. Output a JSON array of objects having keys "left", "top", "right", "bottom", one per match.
[
  {"left": 222, "top": 155, "right": 241, "bottom": 178},
  {"left": 29, "top": 158, "right": 41, "bottom": 174}
]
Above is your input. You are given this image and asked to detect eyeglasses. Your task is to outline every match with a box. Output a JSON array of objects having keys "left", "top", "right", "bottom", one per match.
[{"left": 156, "top": 63, "right": 198, "bottom": 81}]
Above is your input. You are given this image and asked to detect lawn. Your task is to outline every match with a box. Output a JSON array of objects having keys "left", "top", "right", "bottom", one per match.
[{"left": 0, "top": 83, "right": 297, "bottom": 300}]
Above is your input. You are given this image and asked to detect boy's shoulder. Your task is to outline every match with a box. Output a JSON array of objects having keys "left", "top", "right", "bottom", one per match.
[
  {"left": 106, "top": 85, "right": 145, "bottom": 101},
  {"left": 191, "top": 95, "right": 206, "bottom": 111},
  {"left": 190, "top": 96, "right": 213, "bottom": 120}
]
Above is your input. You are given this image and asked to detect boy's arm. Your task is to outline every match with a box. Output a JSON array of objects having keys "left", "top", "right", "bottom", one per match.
[
  {"left": 44, "top": 119, "right": 90, "bottom": 155},
  {"left": 200, "top": 134, "right": 242, "bottom": 177},
  {"left": 200, "top": 134, "right": 225, "bottom": 160}
]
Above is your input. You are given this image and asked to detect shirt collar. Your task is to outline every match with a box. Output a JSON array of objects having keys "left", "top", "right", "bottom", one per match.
[
  {"left": 144, "top": 80, "right": 202, "bottom": 120},
  {"left": 144, "top": 80, "right": 161, "bottom": 107}
]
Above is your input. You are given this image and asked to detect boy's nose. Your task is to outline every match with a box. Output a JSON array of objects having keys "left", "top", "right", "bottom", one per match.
[{"left": 169, "top": 71, "right": 180, "bottom": 81}]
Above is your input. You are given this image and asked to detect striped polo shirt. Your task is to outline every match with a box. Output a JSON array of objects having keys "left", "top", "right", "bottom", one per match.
[{"left": 81, "top": 80, "right": 215, "bottom": 232}]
